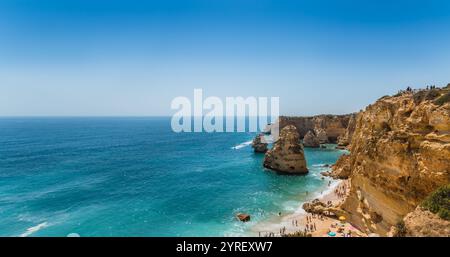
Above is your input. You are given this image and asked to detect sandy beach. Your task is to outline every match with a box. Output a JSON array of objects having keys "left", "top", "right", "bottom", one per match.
[{"left": 251, "top": 178, "right": 366, "bottom": 237}]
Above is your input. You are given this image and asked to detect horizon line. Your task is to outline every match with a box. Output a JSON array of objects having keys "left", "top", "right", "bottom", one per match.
[{"left": 0, "top": 113, "right": 353, "bottom": 118}]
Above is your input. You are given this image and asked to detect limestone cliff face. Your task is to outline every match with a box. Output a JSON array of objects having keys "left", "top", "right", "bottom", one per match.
[
  {"left": 314, "top": 128, "right": 328, "bottom": 144},
  {"left": 263, "top": 125, "right": 308, "bottom": 174},
  {"left": 278, "top": 114, "right": 352, "bottom": 144},
  {"left": 337, "top": 113, "right": 357, "bottom": 148},
  {"left": 388, "top": 207, "right": 450, "bottom": 237},
  {"left": 303, "top": 130, "right": 320, "bottom": 148},
  {"left": 330, "top": 154, "right": 351, "bottom": 179},
  {"left": 334, "top": 87, "right": 450, "bottom": 235}
]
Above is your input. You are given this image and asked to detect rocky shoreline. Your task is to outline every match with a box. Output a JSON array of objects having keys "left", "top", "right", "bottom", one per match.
[
  {"left": 251, "top": 84, "right": 450, "bottom": 237},
  {"left": 251, "top": 178, "right": 367, "bottom": 237}
]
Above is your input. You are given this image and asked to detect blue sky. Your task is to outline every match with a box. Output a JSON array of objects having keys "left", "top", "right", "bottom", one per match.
[{"left": 1, "top": 0, "right": 450, "bottom": 116}]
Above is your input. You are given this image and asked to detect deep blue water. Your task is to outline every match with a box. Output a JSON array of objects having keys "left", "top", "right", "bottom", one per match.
[{"left": 0, "top": 117, "right": 345, "bottom": 236}]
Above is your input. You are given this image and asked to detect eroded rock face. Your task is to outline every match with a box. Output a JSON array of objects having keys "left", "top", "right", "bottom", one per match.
[
  {"left": 252, "top": 134, "right": 268, "bottom": 153},
  {"left": 278, "top": 114, "right": 352, "bottom": 143},
  {"left": 314, "top": 128, "right": 328, "bottom": 144},
  {"left": 337, "top": 113, "right": 357, "bottom": 148},
  {"left": 330, "top": 154, "right": 351, "bottom": 179},
  {"left": 334, "top": 87, "right": 450, "bottom": 235},
  {"left": 388, "top": 207, "right": 450, "bottom": 237},
  {"left": 302, "top": 199, "right": 346, "bottom": 218},
  {"left": 263, "top": 125, "right": 308, "bottom": 174},
  {"left": 303, "top": 130, "right": 320, "bottom": 148}
]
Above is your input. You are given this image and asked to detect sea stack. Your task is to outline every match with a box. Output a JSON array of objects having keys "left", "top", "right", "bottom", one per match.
[
  {"left": 303, "top": 130, "right": 320, "bottom": 148},
  {"left": 252, "top": 134, "right": 268, "bottom": 153},
  {"left": 263, "top": 125, "right": 308, "bottom": 174},
  {"left": 314, "top": 128, "right": 329, "bottom": 144}
]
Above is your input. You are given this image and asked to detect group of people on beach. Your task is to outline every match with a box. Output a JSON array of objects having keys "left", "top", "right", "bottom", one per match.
[
  {"left": 258, "top": 180, "right": 354, "bottom": 237},
  {"left": 304, "top": 214, "right": 319, "bottom": 233},
  {"left": 334, "top": 182, "right": 349, "bottom": 199}
]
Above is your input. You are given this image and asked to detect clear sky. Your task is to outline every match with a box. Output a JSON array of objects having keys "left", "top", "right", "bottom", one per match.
[{"left": 1, "top": 0, "right": 450, "bottom": 116}]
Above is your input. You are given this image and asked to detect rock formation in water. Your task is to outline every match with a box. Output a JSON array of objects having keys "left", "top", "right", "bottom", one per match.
[
  {"left": 252, "top": 134, "right": 268, "bottom": 153},
  {"left": 262, "top": 124, "right": 273, "bottom": 134},
  {"left": 277, "top": 114, "right": 352, "bottom": 143},
  {"left": 263, "top": 125, "right": 308, "bottom": 174},
  {"left": 252, "top": 114, "right": 352, "bottom": 146},
  {"left": 332, "top": 85, "right": 450, "bottom": 235},
  {"left": 303, "top": 130, "right": 320, "bottom": 148},
  {"left": 236, "top": 213, "right": 251, "bottom": 222},
  {"left": 314, "top": 128, "right": 329, "bottom": 144}
]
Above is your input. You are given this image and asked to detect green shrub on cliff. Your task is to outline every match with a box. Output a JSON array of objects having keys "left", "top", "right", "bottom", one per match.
[
  {"left": 421, "top": 184, "right": 450, "bottom": 220},
  {"left": 433, "top": 91, "right": 450, "bottom": 106},
  {"left": 413, "top": 89, "right": 440, "bottom": 104},
  {"left": 393, "top": 220, "right": 407, "bottom": 237}
]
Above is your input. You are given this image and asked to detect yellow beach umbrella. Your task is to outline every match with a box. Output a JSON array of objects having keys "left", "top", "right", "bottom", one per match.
[{"left": 339, "top": 216, "right": 346, "bottom": 222}]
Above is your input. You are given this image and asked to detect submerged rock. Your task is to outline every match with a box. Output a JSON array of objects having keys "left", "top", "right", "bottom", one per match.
[
  {"left": 263, "top": 125, "right": 308, "bottom": 174},
  {"left": 320, "top": 171, "right": 331, "bottom": 177}
]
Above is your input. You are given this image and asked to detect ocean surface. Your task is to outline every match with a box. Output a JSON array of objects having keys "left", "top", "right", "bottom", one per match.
[{"left": 0, "top": 117, "right": 346, "bottom": 237}]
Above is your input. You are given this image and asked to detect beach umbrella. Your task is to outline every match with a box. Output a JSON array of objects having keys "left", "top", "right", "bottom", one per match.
[
  {"left": 328, "top": 232, "right": 336, "bottom": 237},
  {"left": 338, "top": 216, "right": 346, "bottom": 221}
]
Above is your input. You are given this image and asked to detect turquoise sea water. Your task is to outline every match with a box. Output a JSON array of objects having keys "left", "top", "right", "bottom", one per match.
[{"left": 0, "top": 117, "right": 345, "bottom": 236}]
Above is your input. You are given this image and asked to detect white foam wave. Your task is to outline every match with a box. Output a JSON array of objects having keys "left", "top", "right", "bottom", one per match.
[
  {"left": 311, "top": 179, "right": 341, "bottom": 200},
  {"left": 231, "top": 140, "right": 253, "bottom": 150},
  {"left": 311, "top": 163, "right": 333, "bottom": 168},
  {"left": 20, "top": 222, "right": 48, "bottom": 237}
]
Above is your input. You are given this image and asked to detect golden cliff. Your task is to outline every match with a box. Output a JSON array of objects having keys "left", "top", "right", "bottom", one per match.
[
  {"left": 337, "top": 113, "right": 357, "bottom": 148},
  {"left": 333, "top": 85, "right": 450, "bottom": 235},
  {"left": 278, "top": 114, "right": 353, "bottom": 144}
]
